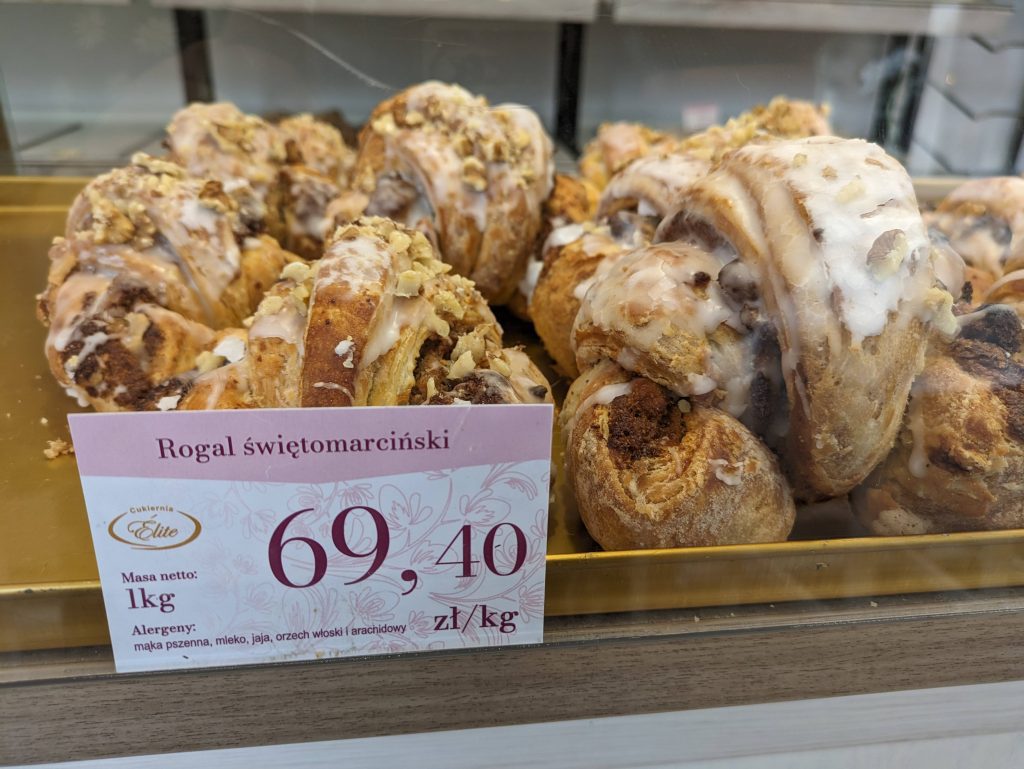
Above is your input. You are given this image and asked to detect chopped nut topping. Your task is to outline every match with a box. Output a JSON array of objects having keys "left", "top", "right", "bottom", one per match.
[
  {"left": 280, "top": 261, "right": 312, "bottom": 283},
  {"left": 792, "top": 153, "right": 808, "bottom": 168},
  {"left": 371, "top": 114, "right": 398, "bottom": 135},
  {"left": 447, "top": 350, "right": 477, "bottom": 379},
  {"left": 866, "top": 229, "right": 908, "bottom": 280},
  {"left": 461, "top": 156, "right": 488, "bottom": 191},
  {"left": 821, "top": 165, "right": 838, "bottom": 180},
  {"left": 836, "top": 178, "right": 865, "bottom": 203},
  {"left": 924, "top": 286, "right": 958, "bottom": 336},
  {"left": 388, "top": 229, "right": 412, "bottom": 254},
  {"left": 195, "top": 350, "right": 226, "bottom": 374},
  {"left": 395, "top": 269, "right": 424, "bottom": 297},
  {"left": 43, "top": 438, "right": 74, "bottom": 460},
  {"left": 260, "top": 295, "right": 285, "bottom": 314},
  {"left": 488, "top": 355, "right": 512, "bottom": 377}
]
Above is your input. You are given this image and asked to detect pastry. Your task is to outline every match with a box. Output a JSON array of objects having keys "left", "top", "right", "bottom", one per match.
[
  {"left": 853, "top": 306, "right": 1024, "bottom": 534},
  {"left": 277, "top": 113, "right": 357, "bottom": 187},
  {"left": 179, "top": 217, "right": 554, "bottom": 410},
  {"left": 562, "top": 359, "right": 795, "bottom": 549},
  {"left": 929, "top": 177, "right": 1024, "bottom": 280},
  {"left": 572, "top": 241, "right": 785, "bottom": 439},
  {"left": 530, "top": 152, "right": 709, "bottom": 377},
  {"left": 648, "top": 137, "right": 955, "bottom": 499},
  {"left": 37, "top": 154, "right": 296, "bottom": 412},
  {"left": 354, "top": 81, "right": 554, "bottom": 304},
  {"left": 578, "top": 122, "right": 678, "bottom": 191},
  {"left": 166, "top": 102, "right": 355, "bottom": 259},
  {"left": 530, "top": 224, "right": 633, "bottom": 378},
  {"left": 508, "top": 172, "right": 598, "bottom": 320},
  {"left": 577, "top": 96, "right": 830, "bottom": 191}
]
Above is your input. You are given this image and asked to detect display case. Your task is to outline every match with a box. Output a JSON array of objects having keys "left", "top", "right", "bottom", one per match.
[{"left": 4, "top": 2, "right": 1024, "bottom": 766}]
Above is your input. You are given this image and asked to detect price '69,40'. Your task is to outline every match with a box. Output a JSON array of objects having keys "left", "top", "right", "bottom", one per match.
[{"left": 267, "top": 505, "right": 528, "bottom": 593}]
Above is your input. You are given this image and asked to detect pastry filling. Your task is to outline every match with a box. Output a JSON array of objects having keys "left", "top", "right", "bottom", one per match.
[
  {"left": 605, "top": 378, "right": 685, "bottom": 462},
  {"left": 951, "top": 308, "right": 1024, "bottom": 442}
]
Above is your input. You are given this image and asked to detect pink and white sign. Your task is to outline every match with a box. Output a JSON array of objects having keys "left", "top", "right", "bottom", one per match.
[{"left": 69, "top": 405, "right": 553, "bottom": 673}]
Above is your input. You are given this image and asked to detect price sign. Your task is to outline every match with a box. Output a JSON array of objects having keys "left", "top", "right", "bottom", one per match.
[{"left": 69, "top": 405, "right": 552, "bottom": 673}]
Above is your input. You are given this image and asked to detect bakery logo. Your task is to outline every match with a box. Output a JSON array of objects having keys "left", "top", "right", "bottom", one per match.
[{"left": 108, "top": 506, "right": 201, "bottom": 550}]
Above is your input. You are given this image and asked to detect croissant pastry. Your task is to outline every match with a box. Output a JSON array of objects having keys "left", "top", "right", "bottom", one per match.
[
  {"left": 929, "top": 177, "right": 1024, "bottom": 279},
  {"left": 530, "top": 223, "right": 633, "bottom": 378},
  {"left": 572, "top": 241, "right": 786, "bottom": 441},
  {"left": 180, "top": 217, "right": 554, "bottom": 410},
  {"left": 578, "top": 122, "right": 679, "bottom": 191},
  {"left": 530, "top": 151, "right": 709, "bottom": 378},
  {"left": 577, "top": 97, "right": 830, "bottom": 192},
  {"left": 562, "top": 359, "right": 795, "bottom": 549},
  {"left": 166, "top": 102, "right": 355, "bottom": 259},
  {"left": 37, "top": 154, "right": 296, "bottom": 412},
  {"left": 277, "top": 113, "right": 357, "bottom": 187},
  {"left": 853, "top": 306, "right": 1024, "bottom": 534},
  {"left": 653, "top": 136, "right": 954, "bottom": 500},
  {"left": 597, "top": 152, "right": 710, "bottom": 222},
  {"left": 354, "top": 81, "right": 554, "bottom": 304}
]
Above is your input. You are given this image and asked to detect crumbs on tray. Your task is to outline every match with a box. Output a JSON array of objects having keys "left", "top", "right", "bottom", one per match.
[{"left": 44, "top": 438, "right": 74, "bottom": 460}]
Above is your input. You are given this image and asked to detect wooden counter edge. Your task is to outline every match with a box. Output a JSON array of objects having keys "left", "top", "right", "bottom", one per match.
[{"left": 2, "top": 589, "right": 1023, "bottom": 765}]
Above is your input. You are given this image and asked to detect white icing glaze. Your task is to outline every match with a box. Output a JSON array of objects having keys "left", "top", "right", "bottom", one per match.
[
  {"left": 157, "top": 395, "right": 181, "bottom": 411},
  {"left": 213, "top": 335, "right": 246, "bottom": 363},
  {"left": 517, "top": 259, "right": 544, "bottom": 302},
  {"left": 734, "top": 137, "right": 932, "bottom": 344},
  {"left": 599, "top": 152, "right": 710, "bottom": 218},
  {"left": 708, "top": 458, "right": 744, "bottom": 486},
  {"left": 180, "top": 199, "right": 219, "bottom": 234},
  {"left": 575, "top": 243, "right": 743, "bottom": 396},
  {"left": 49, "top": 273, "right": 112, "bottom": 353},
  {"left": 249, "top": 306, "right": 305, "bottom": 347},
  {"left": 64, "top": 385, "right": 89, "bottom": 407},
  {"left": 906, "top": 387, "right": 928, "bottom": 478},
  {"left": 544, "top": 223, "right": 586, "bottom": 251}
]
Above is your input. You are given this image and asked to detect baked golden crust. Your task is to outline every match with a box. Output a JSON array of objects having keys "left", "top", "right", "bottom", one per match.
[
  {"left": 354, "top": 82, "right": 554, "bottom": 304},
  {"left": 853, "top": 307, "right": 1024, "bottom": 534},
  {"left": 530, "top": 225, "right": 632, "bottom": 377},
  {"left": 578, "top": 122, "right": 677, "bottom": 191},
  {"left": 278, "top": 113, "right": 356, "bottom": 187},
  {"left": 509, "top": 172, "right": 599, "bottom": 320},
  {"left": 565, "top": 360, "right": 794, "bottom": 549}
]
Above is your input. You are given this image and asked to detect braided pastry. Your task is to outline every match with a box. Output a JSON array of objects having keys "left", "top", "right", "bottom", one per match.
[
  {"left": 38, "top": 154, "right": 295, "bottom": 412},
  {"left": 178, "top": 217, "right": 554, "bottom": 410},
  {"left": 354, "top": 82, "right": 554, "bottom": 304},
  {"left": 853, "top": 306, "right": 1024, "bottom": 534},
  {"left": 562, "top": 359, "right": 795, "bottom": 549}
]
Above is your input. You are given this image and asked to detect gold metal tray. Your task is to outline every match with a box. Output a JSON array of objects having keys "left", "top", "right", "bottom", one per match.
[{"left": 4, "top": 177, "right": 1024, "bottom": 654}]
